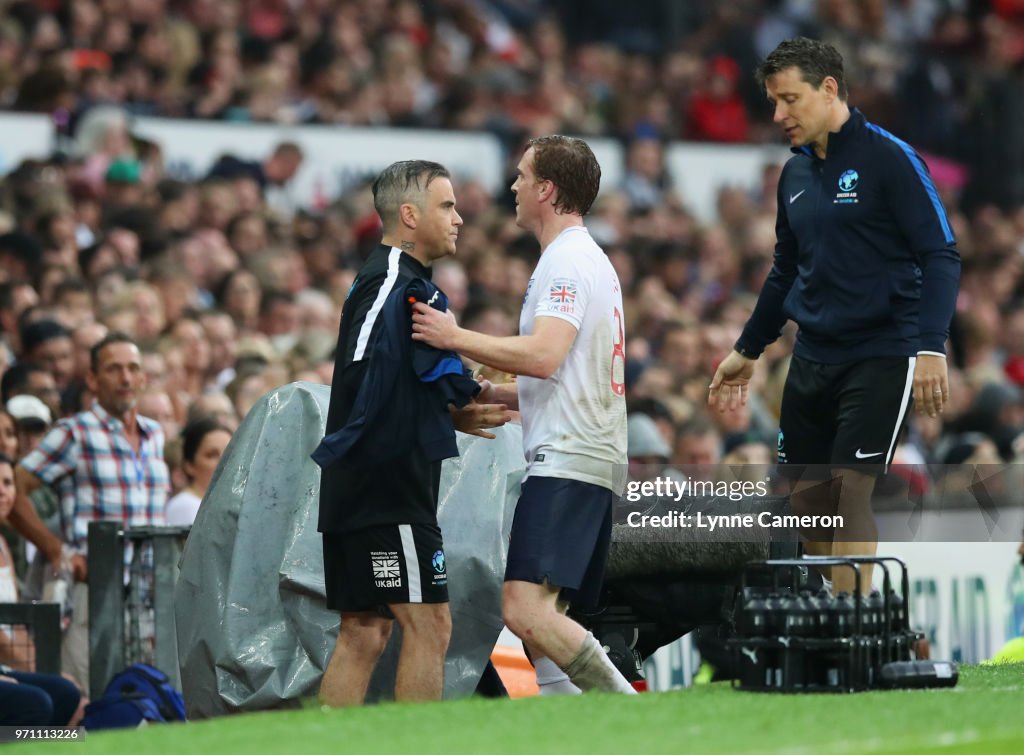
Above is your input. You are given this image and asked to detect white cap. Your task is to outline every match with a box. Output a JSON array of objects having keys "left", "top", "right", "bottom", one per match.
[{"left": 6, "top": 394, "right": 53, "bottom": 426}]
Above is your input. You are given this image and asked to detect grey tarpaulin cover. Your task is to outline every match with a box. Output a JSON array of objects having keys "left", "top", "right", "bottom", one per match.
[{"left": 174, "top": 381, "right": 525, "bottom": 718}]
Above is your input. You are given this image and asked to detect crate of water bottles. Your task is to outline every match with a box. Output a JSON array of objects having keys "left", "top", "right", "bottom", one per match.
[{"left": 727, "top": 556, "right": 956, "bottom": 693}]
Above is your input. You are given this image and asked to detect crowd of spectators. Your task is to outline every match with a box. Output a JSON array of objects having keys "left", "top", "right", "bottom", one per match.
[
  {"left": 0, "top": 0, "right": 1021, "bottom": 500},
  {"left": 0, "top": 2, "right": 1023, "bottom": 687},
  {"left": 1, "top": 1, "right": 1023, "bottom": 203}
]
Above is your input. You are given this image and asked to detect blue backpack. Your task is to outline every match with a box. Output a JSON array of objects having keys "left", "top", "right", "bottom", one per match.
[{"left": 83, "top": 663, "right": 186, "bottom": 730}]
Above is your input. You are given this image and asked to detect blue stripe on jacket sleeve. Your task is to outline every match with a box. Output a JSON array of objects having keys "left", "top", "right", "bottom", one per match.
[
  {"left": 419, "top": 355, "right": 465, "bottom": 382},
  {"left": 865, "top": 123, "right": 954, "bottom": 245}
]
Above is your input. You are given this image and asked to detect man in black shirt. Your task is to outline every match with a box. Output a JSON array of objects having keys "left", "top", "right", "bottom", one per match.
[{"left": 317, "top": 161, "right": 510, "bottom": 706}]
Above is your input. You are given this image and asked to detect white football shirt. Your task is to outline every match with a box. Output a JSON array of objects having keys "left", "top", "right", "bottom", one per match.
[{"left": 518, "top": 225, "right": 627, "bottom": 493}]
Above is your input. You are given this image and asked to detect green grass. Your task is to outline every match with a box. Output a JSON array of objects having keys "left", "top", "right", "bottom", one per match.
[{"left": 12, "top": 664, "right": 1024, "bottom": 754}]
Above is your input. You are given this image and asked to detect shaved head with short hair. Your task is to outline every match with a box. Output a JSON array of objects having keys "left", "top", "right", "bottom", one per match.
[{"left": 372, "top": 160, "right": 451, "bottom": 232}]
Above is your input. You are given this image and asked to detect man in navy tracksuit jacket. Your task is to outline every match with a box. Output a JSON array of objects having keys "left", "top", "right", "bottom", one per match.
[
  {"left": 316, "top": 161, "right": 510, "bottom": 707},
  {"left": 311, "top": 276, "right": 481, "bottom": 470},
  {"left": 709, "top": 38, "right": 960, "bottom": 594}
]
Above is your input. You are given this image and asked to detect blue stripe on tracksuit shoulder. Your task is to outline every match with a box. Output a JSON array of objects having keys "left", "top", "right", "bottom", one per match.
[{"left": 864, "top": 122, "right": 954, "bottom": 245}]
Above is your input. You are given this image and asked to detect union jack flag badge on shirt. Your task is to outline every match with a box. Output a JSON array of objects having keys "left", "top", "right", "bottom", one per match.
[{"left": 548, "top": 279, "right": 577, "bottom": 305}]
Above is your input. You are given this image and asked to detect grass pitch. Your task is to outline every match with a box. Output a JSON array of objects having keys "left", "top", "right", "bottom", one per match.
[{"left": 12, "top": 664, "right": 1024, "bottom": 754}]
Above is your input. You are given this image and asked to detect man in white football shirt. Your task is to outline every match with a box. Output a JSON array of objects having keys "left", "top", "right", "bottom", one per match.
[{"left": 412, "top": 135, "right": 634, "bottom": 694}]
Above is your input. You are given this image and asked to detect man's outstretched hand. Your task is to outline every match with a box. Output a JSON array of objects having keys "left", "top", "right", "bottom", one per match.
[
  {"left": 450, "top": 401, "right": 513, "bottom": 439},
  {"left": 708, "top": 350, "right": 756, "bottom": 412}
]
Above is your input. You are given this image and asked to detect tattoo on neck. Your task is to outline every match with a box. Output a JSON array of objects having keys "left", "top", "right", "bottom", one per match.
[{"left": 401, "top": 241, "right": 416, "bottom": 253}]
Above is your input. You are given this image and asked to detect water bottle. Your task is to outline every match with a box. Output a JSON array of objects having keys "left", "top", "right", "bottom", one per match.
[
  {"left": 818, "top": 647, "right": 845, "bottom": 691},
  {"left": 831, "top": 592, "right": 855, "bottom": 638},
  {"left": 737, "top": 643, "right": 768, "bottom": 689},
  {"left": 785, "top": 593, "right": 812, "bottom": 638},
  {"left": 887, "top": 589, "right": 906, "bottom": 631},
  {"left": 740, "top": 592, "right": 768, "bottom": 637},
  {"left": 764, "top": 593, "right": 787, "bottom": 637},
  {"left": 884, "top": 589, "right": 910, "bottom": 660},
  {"left": 813, "top": 589, "right": 833, "bottom": 637},
  {"left": 863, "top": 591, "right": 885, "bottom": 636}
]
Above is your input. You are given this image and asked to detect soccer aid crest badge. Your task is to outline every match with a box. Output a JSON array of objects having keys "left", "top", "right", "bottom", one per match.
[
  {"left": 835, "top": 169, "right": 860, "bottom": 204},
  {"left": 431, "top": 549, "right": 447, "bottom": 586},
  {"left": 432, "top": 549, "right": 446, "bottom": 574},
  {"left": 838, "top": 170, "right": 859, "bottom": 191}
]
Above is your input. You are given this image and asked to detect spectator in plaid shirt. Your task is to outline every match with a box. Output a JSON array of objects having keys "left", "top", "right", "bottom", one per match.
[{"left": 6, "top": 333, "right": 169, "bottom": 689}]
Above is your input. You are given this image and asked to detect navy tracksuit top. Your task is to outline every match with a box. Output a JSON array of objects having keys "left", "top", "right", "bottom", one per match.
[
  {"left": 312, "top": 257, "right": 479, "bottom": 470},
  {"left": 736, "top": 108, "right": 961, "bottom": 364}
]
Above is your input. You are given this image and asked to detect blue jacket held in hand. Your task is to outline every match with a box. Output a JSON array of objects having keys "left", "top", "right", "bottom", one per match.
[{"left": 311, "top": 278, "right": 479, "bottom": 468}]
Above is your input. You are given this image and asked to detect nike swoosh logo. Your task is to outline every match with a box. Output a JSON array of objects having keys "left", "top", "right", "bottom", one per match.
[
  {"left": 789, "top": 189, "right": 805, "bottom": 204},
  {"left": 855, "top": 449, "right": 884, "bottom": 459}
]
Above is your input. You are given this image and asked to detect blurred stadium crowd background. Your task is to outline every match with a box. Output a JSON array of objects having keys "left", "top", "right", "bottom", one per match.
[{"left": 1, "top": 0, "right": 1024, "bottom": 540}]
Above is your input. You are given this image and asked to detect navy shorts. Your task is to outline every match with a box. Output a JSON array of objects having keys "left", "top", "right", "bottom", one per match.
[
  {"left": 505, "top": 476, "right": 614, "bottom": 609},
  {"left": 323, "top": 523, "right": 449, "bottom": 613}
]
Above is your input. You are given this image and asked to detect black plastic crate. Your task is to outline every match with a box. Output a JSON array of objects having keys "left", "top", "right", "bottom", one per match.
[{"left": 727, "top": 556, "right": 931, "bottom": 693}]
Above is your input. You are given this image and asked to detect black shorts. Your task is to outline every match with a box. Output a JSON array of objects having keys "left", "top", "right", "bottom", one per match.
[
  {"left": 505, "top": 476, "right": 614, "bottom": 609},
  {"left": 323, "top": 523, "right": 449, "bottom": 612},
  {"left": 777, "top": 355, "right": 915, "bottom": 478}
]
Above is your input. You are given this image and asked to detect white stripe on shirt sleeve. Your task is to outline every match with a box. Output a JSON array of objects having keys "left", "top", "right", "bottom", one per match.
[{"left": 353, "top": 247, "right": 402, "bottom": 361}]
